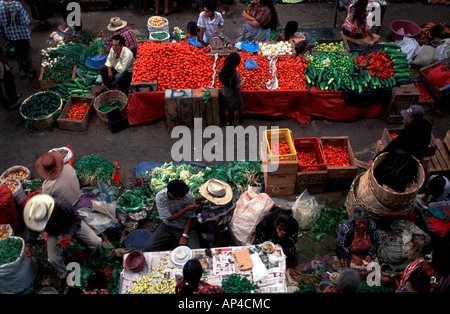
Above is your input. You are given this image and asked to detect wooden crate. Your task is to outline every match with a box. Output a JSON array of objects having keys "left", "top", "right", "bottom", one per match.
[
  {"left": 191, "top": 88, "right": 220, "bottom": 127},
  {"left": 39, "top": 66, "right": 77, "bottom": 90},
  {"left": 419, "top": 62, "right": 450, "bottom": 99},
  {"left": 426, "top": 138, "right": 450, "bottom": 179},
  {"left": 381, "top": 128, "right": 437, "bottom": 157},
  {"left": 264, "top": 183, "right": 295, "bottom": 196},
  {"left": 320, "top": 136, "right": 358, "bottom": 179},
  {"left": 57, "top": 96, "right": 95, "bottom": 132},
  {"left": 294, "top": 169, "right": 327, "bottom": 194},
  {"left": 264, "top": 171, "right": 296, "bottom": 186},
  {"left": 257, "top": 41, "right": 296, "bottom": 57},
  {"left": 384, "top": 85, "right": 420, "bottom": 123},
  {"left": 445, "top": 130, "right": 450, "bottom": 153}
]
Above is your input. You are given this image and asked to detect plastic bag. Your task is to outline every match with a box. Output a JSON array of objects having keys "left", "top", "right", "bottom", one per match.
[
  {"left": 240, "top": 41, "right": 259, "bottom": 53},
  {"left": 398, "top": 37, "right": 421, "bottom": 63},
  {"left": 250, "top": 250, "right": 268, "bottom": 281},
  {"left": 245, "top": 59, "right": 259, "bottom": 70},
  {"left": 188, "top": 36, "right": 203, "bottom": 48},
  {"left": 434, "top": 40, "right": 450, "bottom": 63},
  {"left": 292, "top": 189, "right": 324, "bottom": 230},
  {"left": 411, "top": 45, "right": 436, "bottom": 67},
  {"left": 229, "top": 186, "right": 274, "bottom": 245},
  {"left": 78, "top": 200, "right": 116, "bottom": 235}
]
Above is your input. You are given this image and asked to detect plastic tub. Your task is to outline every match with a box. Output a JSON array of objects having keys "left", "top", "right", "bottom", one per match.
[
  {"left": 85, "top": 54, "right": 107, "bottom": 70},
  {"left": 390, "top": 20, "right": 421, "bottom": 42},
  {"left": 125, "top": 250, "right": 146, "bottom": 272},
  {"left": 293, "top": 137, "right": 326, "bottom": 172}
]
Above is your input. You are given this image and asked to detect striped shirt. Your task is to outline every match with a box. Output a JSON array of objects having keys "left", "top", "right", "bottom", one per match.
[
  {"left": 0, "top": 0, "right": 31, "bottom": 41},
  {"left": 246, "top": 3, "right": 272, "bottom": 29},
  {"left": 155, "top": 188, "right": 195, "bottom": 229},
  {"left": 105, "top": 27, "right": 139, "bottom": 52}
]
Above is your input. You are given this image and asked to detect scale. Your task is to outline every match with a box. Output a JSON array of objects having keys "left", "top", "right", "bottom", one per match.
[{"left": 207, "top": 36, "right": 237, "bottom": 56}]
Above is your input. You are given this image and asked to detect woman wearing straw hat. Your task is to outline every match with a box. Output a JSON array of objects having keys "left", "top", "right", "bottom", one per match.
[
  {"left": 101, "top": 17, "right": 139, "bottom": 57},
  {"left": 23, "top": 194, "right": 103, "bottom": 283},
  {"left": 196, "top": 179, "right": 235, "bottom": 247}
]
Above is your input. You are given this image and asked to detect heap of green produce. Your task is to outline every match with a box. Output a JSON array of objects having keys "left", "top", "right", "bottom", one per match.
[
  {"left": 314, "top": 41, "right": 346, "bottom": 52},
  {"left": 380, "top": 43, "right": 412, "bottom": 84},
  {"left": 72, "top": 154, "right": 116, "bottom": 187},
  {"left": 20, "top": 91, "right": 61, "bottom": 119},
  {"left": 42, "top": 68, "right": 72, "bottom": 81},
  {"left": 118, "top": 187, "right": 152, "bottom": 211},
  {"left": 0, "top": 237, "right": 23, "bottom": 265},
  {"left": 85, "top": 38, "right": 107, "bottom": 58},
  {"left": 221, "top": 274, "right": 259, "bottom": 293},
  {"left": 150, "top": 32, "right": 169, "bottom": 40},
  {"left": 97, "top": 101, "right": 123, "bottom": 112},
  {"left": 49, "top": 70, "right": 99, "bottom": 101}
]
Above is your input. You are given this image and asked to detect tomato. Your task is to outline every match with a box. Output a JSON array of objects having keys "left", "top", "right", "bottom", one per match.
[
  {"left": 276, "top": 55, "right": 309, "bottom": 90},
  {"left": 322, "top": 144, "right": 351, "bottom": 167},
  {"left": 65, "top": 102, "right": 89, "bottom": 120},
  {"left": 269, "top": 140, "right": 291, "bottom": 156}
]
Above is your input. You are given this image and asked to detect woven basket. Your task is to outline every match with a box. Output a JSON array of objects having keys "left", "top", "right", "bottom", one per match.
[
  {"left": 370, "top": 153, "right": 424, "bottom": 210},
  {"left": 94, "top": 90, "right": 128, "bottom": 123},
  {"left": 0, "top": 166, "right": 31, "bottom": 182},
  {"left": 19, "top": 91, "right": 63, "bottom": 131}
]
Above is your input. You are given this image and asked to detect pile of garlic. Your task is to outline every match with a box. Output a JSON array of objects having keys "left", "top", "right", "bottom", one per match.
[{"left": 259, "top": 41, "right": 293, "bottom": 56}]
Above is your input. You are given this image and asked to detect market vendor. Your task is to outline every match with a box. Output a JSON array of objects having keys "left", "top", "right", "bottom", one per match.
[
  {"left": 254, "top": 208, "right": 299, "bottom": 267},
  {"left": 35, "top": 151, "right": 82, "bottom": 208},
  {"left": 196, "top": 179, "right": 235, "bottom": 247},
  {"left": 144, "top": 180, "right": 201, "bottom": 252},
  {"left": 370, "top": 104, "right": 432, "bottom": 167},
  {"left": 99, "top": 34, "right": 135, "bottom": 94},
  {"left": 101, "top": 17, "right": 139, "bottom": 57},
  {"left": 197, "top": 0, "right": 224, "bottom": 44},
  {"left": 341, "top": 0, "right": 380, "bottom": 45},
  {"left": 241, "top": 0, "right": 278, "bottom": 44},
  {"left": 23, "top": 194, "right": 103, "bottom": 282},
  {"left": 175, "top": 259, "right": 226, "bottom": 295},
  {"left": 335, "top": 206, "right": 380, "bottom": 278}
]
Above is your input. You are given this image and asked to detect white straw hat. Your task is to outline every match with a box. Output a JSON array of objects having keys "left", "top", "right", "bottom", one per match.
[
  {"left": 23, "top": 194, "right": 55, "bottom": 232},
  {"left": 199, "top": 179, "right": 233, "bottom": 205}
]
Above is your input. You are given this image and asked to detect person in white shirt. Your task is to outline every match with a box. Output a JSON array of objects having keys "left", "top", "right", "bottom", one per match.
[
  {"left": 99, "top": 34, "right": 135, "bottom": 93},
  {"left": 197, "top": 0, "right": 224, "bottom": 44}
]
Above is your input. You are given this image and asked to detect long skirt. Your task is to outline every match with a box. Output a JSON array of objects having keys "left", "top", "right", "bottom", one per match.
[{"left": 242, "top": 22, "right": 270, "bottom": 44}]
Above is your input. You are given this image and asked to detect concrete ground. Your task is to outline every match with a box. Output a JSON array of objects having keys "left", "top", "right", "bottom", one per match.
[{"left": 1, "top": 1, "right": 449, "bottom": 276}]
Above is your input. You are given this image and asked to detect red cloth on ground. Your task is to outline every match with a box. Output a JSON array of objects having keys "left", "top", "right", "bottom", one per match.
[
  {"left": 423, "top": 63, "right": 450, "bottom": 89},
  {"left": 126, "top": 91, "right": 166, "bottom": 126}
]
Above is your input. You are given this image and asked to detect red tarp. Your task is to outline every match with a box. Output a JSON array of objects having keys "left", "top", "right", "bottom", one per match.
[{"left": 126, "top": 88, "right": 384, "bottom": 126}]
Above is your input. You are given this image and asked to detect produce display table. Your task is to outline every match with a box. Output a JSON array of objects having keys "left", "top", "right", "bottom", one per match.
[
  {"left": 125, "top": 88, "right": 384, "bottom": 126},
  {"left": 119, "top": 244, "right": 287, "bottom": 294}
]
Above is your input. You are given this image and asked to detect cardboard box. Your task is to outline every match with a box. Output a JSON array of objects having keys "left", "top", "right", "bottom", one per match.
[
  {"left": 263, "top": 171, "right": 296, "bottom": 186},
  {"left": 294, "top": 169, "right": 327, "bottom": 194},
  {"left": 264, "top": 183, "right": 295, "bottom": 196}
]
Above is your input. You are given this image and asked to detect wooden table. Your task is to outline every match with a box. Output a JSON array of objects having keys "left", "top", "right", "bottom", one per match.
[{"left": 119, "top": 244, "right": 288, "bottom": 294}]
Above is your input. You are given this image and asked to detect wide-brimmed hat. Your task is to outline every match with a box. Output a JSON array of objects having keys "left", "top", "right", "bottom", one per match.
[
  {"left": 35, "top": 151, "right": 64, "bottom": 180},
  {"left": 199, "top": 179, "right": 233, "bottom": 205},
  {"left": 23, "top": 194, "right": 55, "bottom": 232},
  {"left": 107, "top": 17, "right": 127, "bottom": 31}
]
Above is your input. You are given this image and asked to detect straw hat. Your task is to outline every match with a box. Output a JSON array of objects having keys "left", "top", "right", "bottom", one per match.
[
  {"left": 107, "top": 17, "right": 127, "bottom": 31},
  {"left": 199, "top": 179, "right": 233, "bottom": 205},
  {"left": 23, "top": 194, "right": 55, "bottom": 232},
  {"left": 35, "top": 152, "right": 64, "bottom": 180}
]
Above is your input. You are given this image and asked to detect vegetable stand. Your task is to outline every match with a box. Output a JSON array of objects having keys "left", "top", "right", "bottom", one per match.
[{"left": 119, "top": 244, "right": 287, "bottom": 294}]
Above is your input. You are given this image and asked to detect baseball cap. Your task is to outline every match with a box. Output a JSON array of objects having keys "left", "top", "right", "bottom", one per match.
[{"left": 401, "top": 105, "right": 425, "bottom": 121}]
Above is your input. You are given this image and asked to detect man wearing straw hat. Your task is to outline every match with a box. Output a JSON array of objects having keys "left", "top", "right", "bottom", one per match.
[
  {"left": 99, "top": 34, "right": 135, "bottom": 94},
  {"left": 23, "top": 194, "right": 103, "bottom": 284},
  {"left": 102, "top": 17, "right": 139, "bottom": 57},
  {"left": 196, "top": 179, "right": 235, "bottom": 247}
]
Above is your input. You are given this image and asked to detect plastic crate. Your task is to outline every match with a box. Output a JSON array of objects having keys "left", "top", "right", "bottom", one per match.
[
  {"left": 293, "top": 137, "right": 326, "bottom": 172},
  {"left": 320, "top": 136, "right": 358, "bottom": 179},
  {"left": 263, "top": 128, "right": 297, "bottom": 162},
  {"left": 85, "top": 54, "right": 107, "bottom": 70}
]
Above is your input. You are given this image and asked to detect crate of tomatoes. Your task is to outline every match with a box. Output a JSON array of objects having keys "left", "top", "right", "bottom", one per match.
[
  {"left": 263, "top": 128, "right": 297, "bottom": 162},
  {"left": 320, "top": 136, "right": 357, "bottom": 179},
  {"left": 57, "top": 96, "right": 95, "bottom": 132},
  {"left": 293, "top": 137, "right": 326, "bottom": 172}
]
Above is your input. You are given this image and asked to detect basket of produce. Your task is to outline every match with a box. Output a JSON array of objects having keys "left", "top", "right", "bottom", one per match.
[
  {"left": 263, "top": 128, "right": 297, "bottom": 162},
  {"left": 149, "top": 31, "right": 170, "bottom": 43},
  {"left": 85, "top": 38, "right": 108, "bottom": 70},
  {"left": 57, "top": 23, "right": 74, "bottom": 38},
  {"left": 57, "top": 96, "right": 95, "bottom": 132},
  {"left": 0, "top": 166, "right": 31, "bottom": 182},
  {"left": 294, "top": 137, "right": 326, "bottom": 172},
  {"left": 148, "top": 16, "right": 169, "bottom": 34},
  {"left": 19, "top": 91, "right": 63, "bottom": 131},
  {"left": 94, "top": 90, "right": 128, "bottom": 122},
  {"left": 0, "top": 178, "right": 27, "bottom": 206}
]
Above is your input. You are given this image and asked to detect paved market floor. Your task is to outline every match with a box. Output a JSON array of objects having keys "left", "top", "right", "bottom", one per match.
[{"left": 1, "top": 1, "right": 450, "bottom": 287}]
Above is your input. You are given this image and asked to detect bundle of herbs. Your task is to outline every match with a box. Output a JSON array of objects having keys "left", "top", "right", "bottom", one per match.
[{"left": 72, "top": 154, "right": 116, "bottom": 187}]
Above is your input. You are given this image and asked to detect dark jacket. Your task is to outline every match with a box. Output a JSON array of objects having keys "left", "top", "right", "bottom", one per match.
[
  {"left": 335, "top": 218, "right": 380, "bottom": 259},
  {"left": 25, "top": 197, "right": 82, "bottom": 247},
  {"left": 380, "top": 119, "right": 432, "bottom": 161}
]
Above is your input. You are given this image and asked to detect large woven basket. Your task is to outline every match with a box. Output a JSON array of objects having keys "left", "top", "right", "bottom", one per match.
[
  {"left": 94, "top": 90, "right": 128, "bottom": 123},
  {"left": 19, "top": 91, "right": 63, "bottom": 131}
]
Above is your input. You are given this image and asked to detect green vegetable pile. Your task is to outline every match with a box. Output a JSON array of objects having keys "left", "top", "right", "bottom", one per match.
[
  {"left": 309, "top": 206, "right": 348, "bottom": 241},
  {"left": 118, "top": 187, "right": 151, "bottom": 211},
  {"left": 150, "top": 32, "right": 169, "bottom": 40},
  {"left": 0, "top": 237, "right": 23, "bottom": 265},
  {"left": 42, "top": 68, "right": 72, "bottom": 81},
  {"left": 85, "top": 38, "right": 107, "bottom": 58},
  {"left": 97, "top": 101, "right": 123, "bottom": 113},
  {"left": 221, "top": 274, "right": 259, "bottom": 293},
  {"left": 20, "top": 91, "right": 61, "bottom": 119},
  {"left": 72, "top": 154, "right": 116, "bottom": 187},
  {"left": 145, "top": 160, "right": 262, "bottom": 197}
]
